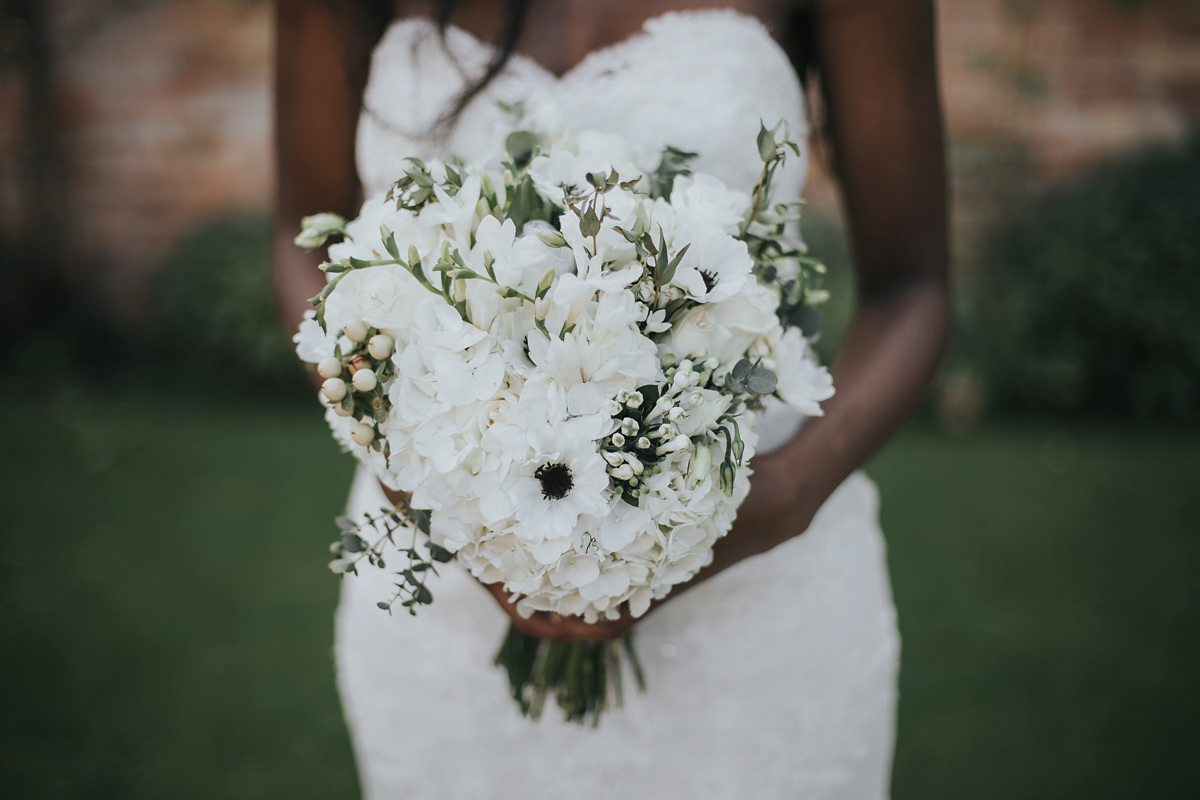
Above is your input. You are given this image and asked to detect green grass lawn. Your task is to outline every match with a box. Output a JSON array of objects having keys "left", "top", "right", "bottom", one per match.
[{"left": 1, "top": 389, "right": 1197, "bottom": 799}]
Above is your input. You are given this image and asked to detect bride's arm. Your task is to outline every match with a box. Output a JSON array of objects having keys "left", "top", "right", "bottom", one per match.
[
  {"left": 510, "top": 0, "right": 952, "bottom": 640},
  {"left": 690, "top": 0, "right": 951, "bottom": 581},
  {"left": 273, "top": 0, "right": 364, "bottom": 364}
]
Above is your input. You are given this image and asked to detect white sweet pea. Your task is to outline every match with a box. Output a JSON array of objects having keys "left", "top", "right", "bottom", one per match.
[{"left": 670, "top": 174, "right": 750, "bottom": 235}]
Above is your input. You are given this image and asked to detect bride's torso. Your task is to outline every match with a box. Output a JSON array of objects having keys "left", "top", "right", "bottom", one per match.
[{"left": 357, "top": 7, "right": 810, "bottom": 449}]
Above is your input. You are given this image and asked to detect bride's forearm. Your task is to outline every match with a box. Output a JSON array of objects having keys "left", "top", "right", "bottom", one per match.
[{"left": 677, "top": 277, "right": 952, "bottom": 593}]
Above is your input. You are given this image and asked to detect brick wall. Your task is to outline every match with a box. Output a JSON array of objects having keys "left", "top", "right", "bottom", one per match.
[{"left": 2, "top": 0, "right": 1197, "bottom": 314}]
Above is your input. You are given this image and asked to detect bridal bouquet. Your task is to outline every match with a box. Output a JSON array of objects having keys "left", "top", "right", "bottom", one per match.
[{"left": 294, "top": 118, "right": 832, "bottom": 724}]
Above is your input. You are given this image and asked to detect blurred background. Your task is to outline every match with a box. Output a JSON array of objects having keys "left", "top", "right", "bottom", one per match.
[{"left": 1, "top": 0, "right": 1198, "bottom": 797}]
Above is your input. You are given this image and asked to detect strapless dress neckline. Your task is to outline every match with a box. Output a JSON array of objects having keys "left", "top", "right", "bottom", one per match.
[{"left": 443, "top": 8, "right": 783, "bottom": 83}]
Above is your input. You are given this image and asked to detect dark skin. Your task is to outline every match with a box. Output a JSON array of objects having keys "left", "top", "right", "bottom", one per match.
[{"left": 275, "top": 0, "right": 951, "bottom": 642}]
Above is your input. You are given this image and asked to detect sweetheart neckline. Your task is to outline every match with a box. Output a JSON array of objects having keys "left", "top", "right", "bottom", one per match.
[{"left": 420, "top": 7, "right": 777, "bottom": 84}]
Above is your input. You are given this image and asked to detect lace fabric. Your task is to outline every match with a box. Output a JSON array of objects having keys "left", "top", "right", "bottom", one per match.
[{"left": 337, "top": 10, "right": 899, "bottom": 798}]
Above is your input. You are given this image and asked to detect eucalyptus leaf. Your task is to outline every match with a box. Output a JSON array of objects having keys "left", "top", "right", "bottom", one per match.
[
  {"left": 505, "top": 130, "right": 539, "bottom": 166},
  {"left": 580, "top": 207, "right": 601, "bottom": 238},
  {"left": 745, "top": 366, "right": 778, "bottom": 395}
]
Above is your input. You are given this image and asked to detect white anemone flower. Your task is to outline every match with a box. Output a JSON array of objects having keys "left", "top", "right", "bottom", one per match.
[
  {"left": 508, "top": 419, "right": 609, "bottom": 544},
  {"left": 670, "top": 226, "right": 754, "bottom": 304}
]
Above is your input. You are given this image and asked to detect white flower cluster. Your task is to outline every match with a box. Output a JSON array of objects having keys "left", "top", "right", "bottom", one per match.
[{"left": 296, "top": 122, "right": 833, "bottom": 622}]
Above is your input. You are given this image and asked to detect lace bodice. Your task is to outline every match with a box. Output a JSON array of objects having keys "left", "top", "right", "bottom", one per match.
[{"left": 358, "top": 10, "right": 807, "bottom": 200}]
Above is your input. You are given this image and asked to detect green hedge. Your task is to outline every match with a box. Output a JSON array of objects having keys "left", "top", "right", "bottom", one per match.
[
  {"left": 154, "top": 215, "right": 306, "bottom": 394},
  {"left": 962, "top": 136, "right": 1200, "bottom": 421}
]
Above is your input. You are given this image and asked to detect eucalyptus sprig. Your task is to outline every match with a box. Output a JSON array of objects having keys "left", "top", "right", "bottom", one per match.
[{"left": 328, "top": 496, "right": 452, "bottom": 616}]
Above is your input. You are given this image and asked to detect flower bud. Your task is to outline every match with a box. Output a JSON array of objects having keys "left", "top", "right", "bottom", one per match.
[
  {"left": 321, "top": 377, "right": 347, "bottom": 403},
  {"left": 704, "top": 357, "right": 719, "bottom": 371},
  {"left": 610, "top": 432, "right": 626, "bottom": 448},
  {"left": 603, "top": 451, "right": 625, "bottom": 467},
  {"left": 667, "top": 406, "right": 684, "bottom": 422},
  {"left": 624, "top": 454, "right": 644, "bottom": 474},
  {"left": 343, "top": 320, "right": 369, "bottom": 343},
  {"left": 367, "top": 334, "right": 394, "bottom": 360},
  {"left": 688, "top": 444, "right": 713, "bottom": 485},
  {"left": 625, "top": 391, "right": 644, "bottom": 409},
  {"left": 350, "top": 421, "right": 375, "bottom": 446},
  {"left": 352, "top": 369, "right": 378, "bottom": 392},
  {"left": 317, "top": 357, "right": 343, "bottom": 379},
  {"left": 294, "top": 213, "right": 346, "bottom": 249},
  {"left": 656, "top": 434, "right": 691, "bottom": 455},
  {"left": 610, "top": 464, "right": 634, "bottom": 481},
  {"left": 636, "top": 437, "right": 651, "bottom": 450},
  {"left": 621, "top": 418, "right": 639, "bottom": 437},
  {"left": 719, "top": 461, "right": 737, "bottom": 496}
]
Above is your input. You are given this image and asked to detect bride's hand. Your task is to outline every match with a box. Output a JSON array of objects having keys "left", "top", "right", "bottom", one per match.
[
  {"left": 723, "top": 447, "right": 817, "bottom": 557},
  {"left": 483, "top": 581, "right": 637, "bottom": 642},
  {"left": 381, "top": 484, "right": 637, "bottom": 642}
]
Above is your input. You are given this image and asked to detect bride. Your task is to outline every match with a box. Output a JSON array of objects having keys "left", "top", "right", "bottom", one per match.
[{"left": 274, "top": 0, "right": 950, "bottom": 797}]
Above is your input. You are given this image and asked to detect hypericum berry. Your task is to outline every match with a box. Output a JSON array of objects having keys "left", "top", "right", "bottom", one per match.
[
  {"left": 367, "top": 334, "right": 394, "bottom": 360},
  {"left": 352, "top": 369, "right": 378, "bottom": 392},
  {"left": 317, "top": 357, "right": 343, "bottom": 379},
  {"left": 321, "top": 377, "right": 347, "bottom": 402},
  {"left": 343, "top": 320, "right": 369, "bottom": 343},
  {"left": 333, "top": 399, "right": 355, "bottom": 417},
  {"left": 348, "top": 354, "right": 372, "bottom": 374},
  {"left": 350, "top": 421, "right": 375, "bottom": 446}
]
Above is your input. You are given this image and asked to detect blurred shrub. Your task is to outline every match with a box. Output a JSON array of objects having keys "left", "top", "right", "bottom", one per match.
[
  {"left": 154, "top": 215, "right": 306, "bottom": 394},
  {"left": 961, "top": 137, "right": 1200, "bottom": 421}
]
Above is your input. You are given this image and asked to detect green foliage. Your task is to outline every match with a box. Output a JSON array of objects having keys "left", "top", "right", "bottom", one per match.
[
  {"left": 962, "top": 137, "right": 1200, "bottom": 421},
  {"left": 154, "top": 215, "right": 306, "bottom": 394}
]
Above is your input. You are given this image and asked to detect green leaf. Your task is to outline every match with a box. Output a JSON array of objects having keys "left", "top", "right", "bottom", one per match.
[
  {"left": 341, "top": 533, "right": 366, "bottom": 553},
  {"left": 757, "top": 122, "right": 776, "bottom": 162},
  {"left": 579, "top": 206, "right": 601, "bottom": 238},
  {"left": 381, "top": 228, "right": 399, "bottom": 260},
  {"left": 427, "top": 543, "right": 454, "bottom": 563},
  {"left": 661, "top": 243, "right": 690, "bottom": 286},
  {"left": 731, "top": 359, "right": 753, "bottom": 383},
  {"left": 745, "top": 366, "right": 778, "bottom": 395},
  {"left": 505, "top": 130, "right": 539, "bottom": 166}
]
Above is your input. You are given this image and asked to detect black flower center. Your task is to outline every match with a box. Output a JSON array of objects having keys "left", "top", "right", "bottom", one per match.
[
  {"left": 700, "top": 269, "right": 718, "bottom": 293},
  {"left": 534, "top": 462, "right": 574, "bottom": 500}
]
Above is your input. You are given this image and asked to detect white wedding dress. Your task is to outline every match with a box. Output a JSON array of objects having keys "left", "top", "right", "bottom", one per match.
[{"left": 335, "top": 10, "right": 899, "bottom": 799}]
